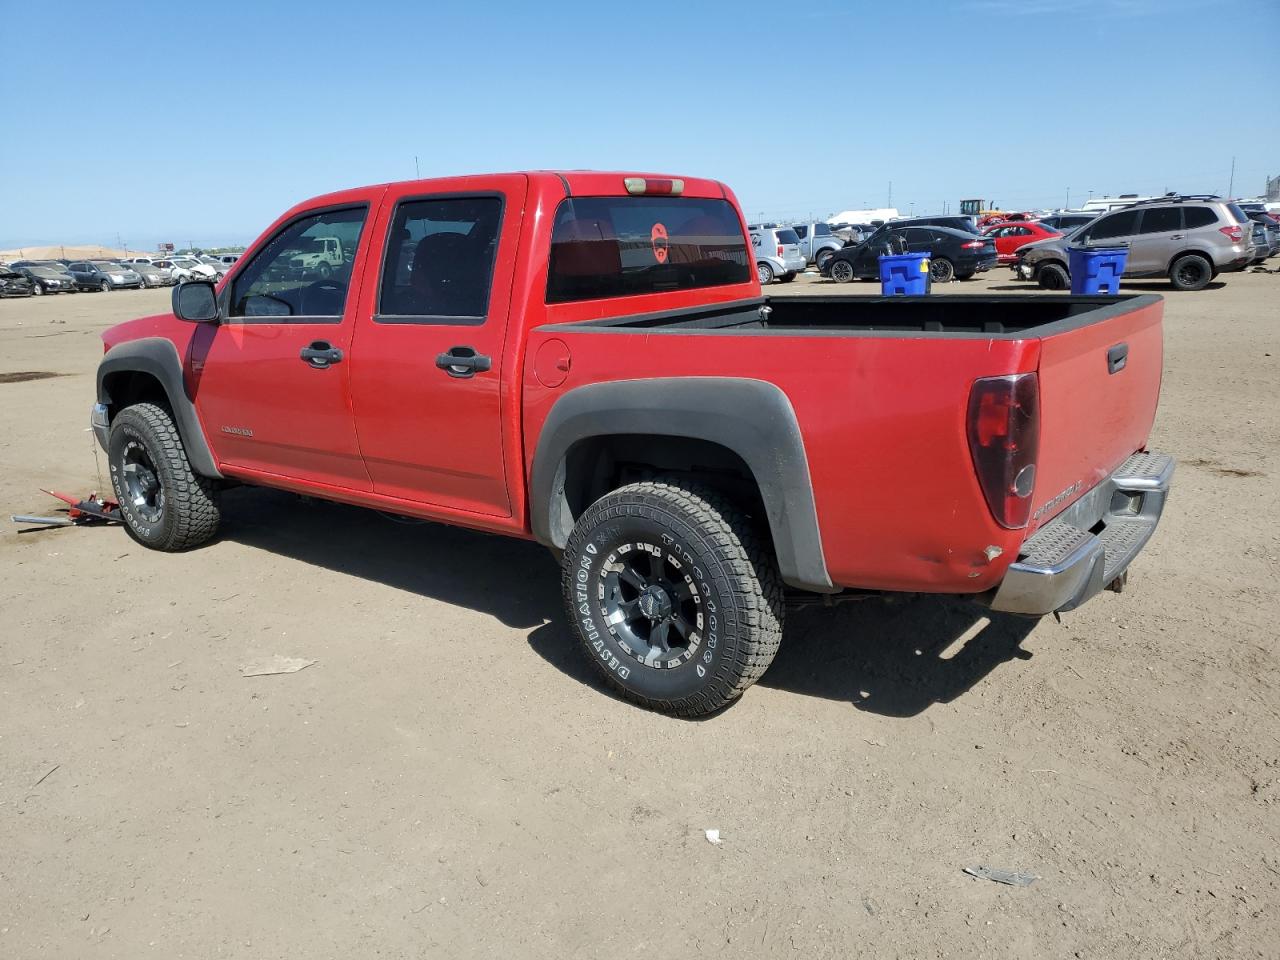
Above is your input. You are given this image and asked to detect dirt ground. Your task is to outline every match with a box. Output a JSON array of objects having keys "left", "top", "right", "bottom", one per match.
[{"left": 1, "top": 269, "right": 1277, "bottom": 959}]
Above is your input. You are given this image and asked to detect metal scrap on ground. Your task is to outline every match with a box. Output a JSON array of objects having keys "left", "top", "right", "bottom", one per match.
[
  {"left": 963, "top": 865, "right": 1038, "bottom": 886},
  {"left": 10, "top": 490, "right": 121, "bottom": 529},
  {"left": 240, "top": 655, "right": 318, "bottom": 678}
]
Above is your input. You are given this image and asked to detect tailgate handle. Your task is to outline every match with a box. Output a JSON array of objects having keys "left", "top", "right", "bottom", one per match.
[{"left": 1107, "top": 342, "right": 1129, "bottom": 375}]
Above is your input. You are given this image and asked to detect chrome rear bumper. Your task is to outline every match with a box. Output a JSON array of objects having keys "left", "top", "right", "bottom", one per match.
[{"left": 988, "top": 451, "right": 1174, "bottom": 616}]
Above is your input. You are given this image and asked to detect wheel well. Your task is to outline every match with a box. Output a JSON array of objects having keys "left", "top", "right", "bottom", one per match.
[
  {"left": 562, "top": 434, "right": 771, "bottom": 541},
  {"left": 101, "top": 370, "right": 170, "bottom": 419}
]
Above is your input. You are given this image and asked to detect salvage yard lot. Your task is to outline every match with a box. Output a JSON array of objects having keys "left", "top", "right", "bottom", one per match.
[{"left": 1, "top": 274, "right": 1277, "bottom": 958}]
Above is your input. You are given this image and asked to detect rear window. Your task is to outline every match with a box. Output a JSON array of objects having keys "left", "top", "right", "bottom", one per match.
[
  {"left": 775, "top": 228, "right": 800, "bottom": 245},
  {"left": 1184, "top": 207, "right": 1219, "bottom": 229},
  {"left": 1226, "top": 203, "right": 1250, "bottom": 224},
  {"left": 814, "top": 223, "right": 832, "bottom": 236},
  {"left": 546, "top": 197, "right": 750, "bottom": 304}
]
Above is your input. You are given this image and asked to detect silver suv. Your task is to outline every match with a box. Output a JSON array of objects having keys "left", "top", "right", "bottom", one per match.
[{"left": 1016, "top": 195, "right": 1255, "bottom": 291}]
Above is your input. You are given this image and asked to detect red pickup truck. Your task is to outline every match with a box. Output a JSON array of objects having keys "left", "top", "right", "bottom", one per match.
[{"left": 93, "top": 171, "right": 1174, "bottom": 716}]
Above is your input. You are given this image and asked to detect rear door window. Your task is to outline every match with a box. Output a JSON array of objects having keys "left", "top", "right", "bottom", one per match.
[
  {"left": 793, "top": 225, "right": 808, "bottom": 239},
  {"left": 1183, "top": 207, "right": 1219, "bottom": 229},
  {"left": 1090, "top": 210, "right": 1139, "bottom": 240},
  {"left": 1138, "top": 207, "right": 1182, "bottom": 233},
  {"left": 546, "top": 197, "right": 750, "bottom": 303},
  {"left": 377, "top": 195, "right": 503, "bottom": 323},
  {"left": 775, "top": 228, "right": 800, "bottom": 245}
]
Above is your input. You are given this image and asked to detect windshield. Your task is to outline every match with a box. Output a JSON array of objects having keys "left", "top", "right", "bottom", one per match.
[
  {"left": 91, "top": 261, "right": 122, "bottom": 270},
  {"left": 30, "top": 267, "right": 62, "bottom": 278}
]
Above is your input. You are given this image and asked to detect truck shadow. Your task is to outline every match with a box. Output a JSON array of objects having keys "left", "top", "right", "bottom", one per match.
[{"left": 221, "top": 489, "right": 1035, "bottom": 718}]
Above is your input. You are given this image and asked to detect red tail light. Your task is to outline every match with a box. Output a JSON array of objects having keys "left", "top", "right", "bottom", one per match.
[
  {"left": 967, "top": 374, "right": 1040, "bottom": 529},
  {"left": 1219, "top": 225, "right": 1243, "bottom": 242},
  {"left": 961, "top": 240, "right": 984, "bottom": 249},
  {"left": 777, "top": 244, "right": 784, "bottom": 256}
]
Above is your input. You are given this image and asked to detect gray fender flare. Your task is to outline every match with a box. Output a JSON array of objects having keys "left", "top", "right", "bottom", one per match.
[
  {"left": 529, "top": 377, "right": 835, "bottom": 593},
  {"left": 96, "top": 337, "right": 223, "bottom": 479}
]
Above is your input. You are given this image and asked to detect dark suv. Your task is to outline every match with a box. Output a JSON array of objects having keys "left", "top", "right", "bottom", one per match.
[{"left": 1016, "top": 195, "right": 1255, "bottom": 291}]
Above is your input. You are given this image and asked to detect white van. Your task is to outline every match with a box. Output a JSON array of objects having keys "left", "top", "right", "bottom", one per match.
[{"left": 1079, "top": 195, "right": 1153, "bottom": 214}]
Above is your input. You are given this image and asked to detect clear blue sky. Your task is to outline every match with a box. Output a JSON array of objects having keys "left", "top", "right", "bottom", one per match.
[{"left": 2, "top": 0, "right": 1276, "bottom": 249}]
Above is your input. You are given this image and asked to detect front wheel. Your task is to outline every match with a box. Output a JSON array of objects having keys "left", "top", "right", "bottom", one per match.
[
  {"left": 1168, "top": 254, "right": 1212, "bottom": 291},
  {"left": 929, "top": 257, "right": 955, "bottom": 283},
  {"left": 829, "top": 259, "right": 855, "bottom": 283},
  {"left": 108, "top": 402, "right": 221, "bottom": 551},
  {"left": 756, "top": 261, "right": 775, "bottom": 285},
  {"left": 1036, "top": 261, "right": 1069, "bottom": 290},
  {"left": 31, "top": 283, "right": 44, "bottom": 296},
  {"left": 99, "top": 279, "right": 112, "bottom": 292},
  {"left": 561, "top": 480, "right": 784, "bottom": 716}
]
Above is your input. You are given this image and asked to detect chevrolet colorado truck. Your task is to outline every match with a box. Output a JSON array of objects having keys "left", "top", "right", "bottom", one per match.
[{"left": 92, "top": 171, "right": 1174, "bottom": 716}]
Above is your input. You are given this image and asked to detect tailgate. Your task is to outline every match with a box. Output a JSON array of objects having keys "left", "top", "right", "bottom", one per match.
[{"left": 1030, "top": 297, "right": 1164, "bottom": 531}]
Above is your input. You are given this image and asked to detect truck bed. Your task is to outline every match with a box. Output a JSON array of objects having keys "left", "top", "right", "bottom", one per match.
[
  {"left": 551, "top": 293, "right": 1159, "bottom": 339},
  {"left": 526, "top": 291, "right": 1164, "bottom": 596}
]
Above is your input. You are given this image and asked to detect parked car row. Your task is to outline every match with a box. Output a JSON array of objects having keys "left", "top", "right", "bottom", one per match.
[{"left": 0, "top": 252, "right": 243, "bottom": 297}]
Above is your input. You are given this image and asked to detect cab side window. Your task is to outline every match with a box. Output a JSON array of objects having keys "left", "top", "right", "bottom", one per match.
[
  {"left": 229, "top": 207, "right": 367, "bottom": 320},
  {"left": 377, "top": 196, "right": 503, "bottom": 324}
]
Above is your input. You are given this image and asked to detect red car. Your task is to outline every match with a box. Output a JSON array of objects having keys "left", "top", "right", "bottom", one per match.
[
  {"left": 984, "top": 220, "right": 1064, "bottom": 264},
  {"left": 92, "top": 171, "right": 1173, "bottom": 716}
]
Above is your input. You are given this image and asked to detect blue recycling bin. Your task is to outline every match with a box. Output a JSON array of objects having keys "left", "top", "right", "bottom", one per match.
[
  {"left": 878, "top": 252, "right": 931, "bottom": 296},
  {"left": 1068, "top": 246, "right": 1128, "bottom": 294}
]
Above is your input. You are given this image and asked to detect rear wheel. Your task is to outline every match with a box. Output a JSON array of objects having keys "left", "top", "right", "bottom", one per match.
[
  {"left": 956, "top": 270, "right": 975, "bottom": 281},
  {"left": 829, "top": 259, "right": 855, "bottom": 283},
  {"left": 779, "top": 272, "right": 796, "bottom": 283},
  {"left": 1168, "top": 254, "right": 1212, "bottom": 291},
  {"left": 108, "top": 402, "right": 221, "bottom": 551},
  {"left": 929, "top": 257, "right": 955, "bottom": 283},
  {"left": 1036, "top": 261, "right": 1069, "bottom": 290},
  {"left": 815, "top": 249, "right": 835, "bottom": 271},
  {"left": 561, "top": 480, "right": 784, "bottom": 717},
  {"left": 756, "top": 261, "right": 775, "bottom": 285}
]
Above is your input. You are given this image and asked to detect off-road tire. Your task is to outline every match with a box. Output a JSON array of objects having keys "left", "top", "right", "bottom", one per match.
[
  {"left": 108, "top": 402, "right": 220, "bottom": 551},
  {"left": 1168, "top": 254, "right": 1212, "bottom": 291},
  {"left": 561, "top": 480, "right": 784, "bottom": 717},
  {"left": 1037, "top": 261, "right": 1069, "bottom": 290}
]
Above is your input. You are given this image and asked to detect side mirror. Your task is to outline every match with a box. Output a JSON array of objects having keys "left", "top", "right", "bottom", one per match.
[{"left": 172, "top": 280, "right": 219, "bottom": 323}]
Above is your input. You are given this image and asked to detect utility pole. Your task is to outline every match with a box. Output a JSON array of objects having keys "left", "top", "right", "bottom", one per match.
[
  {"left": 1227, "top": 156, "right": 1235, "bottom": 198},
  {"left": 1065, "top": 187, "right": 1070, "bottom": 210},
  {"left": 414, "top": 155, "right": 420, "bottom": 179},
  {"left": 887, "top": 181, "right": 893, "bottom": 208}
]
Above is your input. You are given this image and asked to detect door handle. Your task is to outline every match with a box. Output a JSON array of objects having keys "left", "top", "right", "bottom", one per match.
[
  {"left": 300, "top": 341, "right": 343, "bottom": 368},
  {"left": 435, "top": 346, "right": 492, "bottom": 378},
  {"left": 1170, "top": 234, "right": 1184, "bottom": 240}
]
